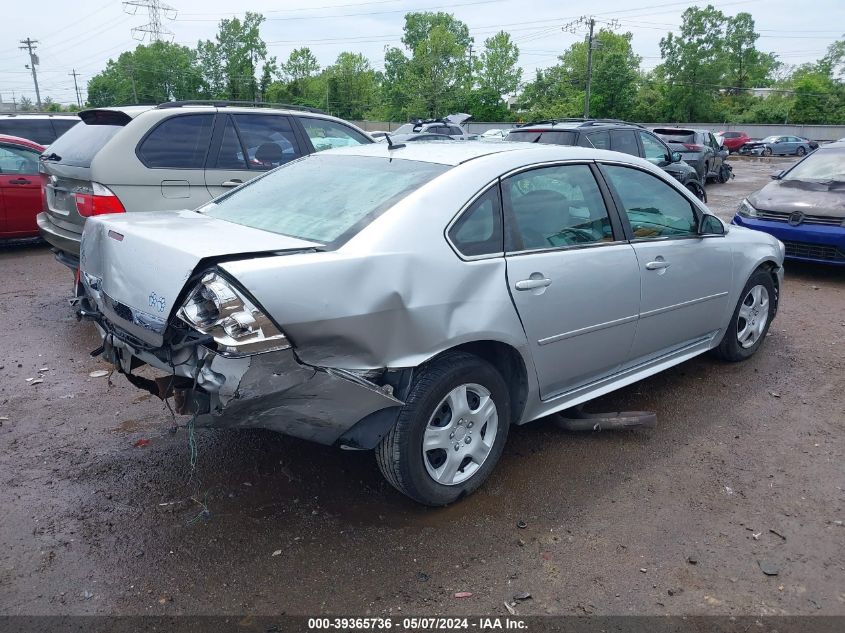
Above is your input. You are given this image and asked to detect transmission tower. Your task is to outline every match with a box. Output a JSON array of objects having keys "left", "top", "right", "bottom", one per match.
[{"left": 123, "top": 0, "right": 177, "bottom": 42}]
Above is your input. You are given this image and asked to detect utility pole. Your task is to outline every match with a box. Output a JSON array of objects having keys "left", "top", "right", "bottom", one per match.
[
  {"left": 467, "top": 44, "right": 474, "bottom": 88},
  {"left": 19, "top": 38, "right": 42, "bottom": 110},
  {"left": 69, "top": 69, "right": 82, "bottom": 108},
  {"left": 583, "top": 18, "right": 595, "bottom": 118}
]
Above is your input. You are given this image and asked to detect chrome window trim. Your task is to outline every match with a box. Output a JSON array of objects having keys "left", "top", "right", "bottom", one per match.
[{"left": 505, "top": 239, "right": 630, "bottom": 257}]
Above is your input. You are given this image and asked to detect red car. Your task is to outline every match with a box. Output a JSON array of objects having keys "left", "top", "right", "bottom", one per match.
[
  {"left": 717, "top": 130, "right": 751, "bottom": 153},
  {"left": 0, "top": 134, "right": 45, "bottom": 239}
]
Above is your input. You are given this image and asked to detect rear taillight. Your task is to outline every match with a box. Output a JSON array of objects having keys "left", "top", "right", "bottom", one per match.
[
  {"left": 74, "top": 182, "right": 126, "bottom": 217},
  {"left": 683, "top": 143, "right": 704, "bottom": 151}
]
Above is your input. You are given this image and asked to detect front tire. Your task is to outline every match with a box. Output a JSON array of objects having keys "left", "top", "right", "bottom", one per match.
[
  {"left": 376, "top": 352, "right": 510, "bottom": 506},
  {"left": 796, "top": 146, "right": 806, "bottom": 156},
  {"left": 762, "top": 146, "right": 772, "bottom": 157},
  {"left": 713, "top": 269, "right": 776, "bottom": 362}
]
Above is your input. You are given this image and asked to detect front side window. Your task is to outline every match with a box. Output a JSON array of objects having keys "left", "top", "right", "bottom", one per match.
[
  {"left": 203, "top": 154, "right": 448, "bottom": 245},
  {"left": 297, "top": 117, "right": 370, "bottom": 152},
  {"left": 0, "top": 144, "right": 40, "bottom": 174},
  {"left": 448, "top": 186, "right": 503, "bottom": 257},
  {"left": 610, "top": 130, "right": 639, "bottom": 156},
  {"left": 502, "top": 164, "right": 614, "bottom": 251},
  {"left": 138, "top": 114, "right": 213, "bottom": 169},
  {"left": 602, "top": 165, "right": 698, "bottom": 239},
  {"left": 639, "top": 131, "right": 669, "bottom": 164}
]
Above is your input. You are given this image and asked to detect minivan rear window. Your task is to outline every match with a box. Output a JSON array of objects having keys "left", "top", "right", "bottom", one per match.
[
  {"left": 203, "top": 154, "right": 448, "bottom": 245},
  {"left": 46, "top": 120, "right": 124, "bottom": 168}
]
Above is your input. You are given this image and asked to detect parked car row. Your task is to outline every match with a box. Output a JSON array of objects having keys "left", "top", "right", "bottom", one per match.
[
  {"left": 6, "top": 103, "right": 841, "bottom": 505},
  {"left": 504, "top": 119, "right": 710, "bottom": 200}
]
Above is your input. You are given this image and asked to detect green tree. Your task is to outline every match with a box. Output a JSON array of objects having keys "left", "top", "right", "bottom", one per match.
[
  {"left": 18, "top": 96, "right": 34, "bottom": 111},
  {"left": 382, "top": 12, "right": 473, "bottom": 119},
  {"left": 478, "top": 31, "right": 521, "bottom": 105},
  {"left": 87, "top": 41, "right": 204, "bottom": 106},
  {"left": 197, "top": 12, "right": 267, "bottom": 101},
  {"left": 325, "top": 52, "right": 378, "bottom": 120},
  {"left": 723, "top": 13, "right": 777, "bottom": 92},
  {"left": 660, "top": 5, "right": 728, "bottom": 121}
]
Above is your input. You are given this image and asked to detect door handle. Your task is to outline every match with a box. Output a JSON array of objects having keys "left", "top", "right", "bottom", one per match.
[
  {"left": 515, "top": 277, "right": 552, "bottom": 291},
  {"left": 645, "top": 260, "right": 671, "bottom": 270},
  {"left": 9, "top": 178, "right": 31, "bottom": 185},
  {"left": 220, "top": 179, "right": 243, "bottom": 188}
]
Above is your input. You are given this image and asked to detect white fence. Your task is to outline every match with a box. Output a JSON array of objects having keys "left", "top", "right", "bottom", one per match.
[{"left": 352, "top": 120, "right": 845, "bottom": 141}]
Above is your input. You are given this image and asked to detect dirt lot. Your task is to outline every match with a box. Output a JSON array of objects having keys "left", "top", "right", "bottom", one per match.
[{"left": 1, "top": 157, "right": 843, "bottom": 618}]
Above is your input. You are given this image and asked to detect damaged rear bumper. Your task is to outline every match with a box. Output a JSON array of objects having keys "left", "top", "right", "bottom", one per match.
[{"left": 92, "top": 321, "right": 404, "bottom": 449}]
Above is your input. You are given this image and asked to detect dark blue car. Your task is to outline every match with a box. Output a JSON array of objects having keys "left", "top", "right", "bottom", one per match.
[{"left": 732, "top": 141, "right": 845, "bottom": 265}]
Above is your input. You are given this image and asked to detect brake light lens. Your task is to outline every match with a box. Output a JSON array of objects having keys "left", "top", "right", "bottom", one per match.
[
  {"left": 683, "top": 143, "right": 704, "bottom": 151},
  {"left": 74, "top": 182, "right": 126, "bottom": 217}
]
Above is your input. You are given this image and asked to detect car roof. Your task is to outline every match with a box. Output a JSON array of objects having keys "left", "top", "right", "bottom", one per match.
[
  {"left": 0, "top": 134, "right": 45, "bottom": 150},
  {"left": 0, "top": 112, "right": 79, "bottom": 119},
  {"left": 514, "top": 119, "right": 645, "bottom": 132},
  {"left": 322, "top": 140, "right": 653, "bottom": 168}
]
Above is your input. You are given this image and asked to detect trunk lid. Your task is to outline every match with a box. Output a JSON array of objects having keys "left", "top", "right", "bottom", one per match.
[{"left": 81, "top": 210, "right": 320, "bottom": 346}]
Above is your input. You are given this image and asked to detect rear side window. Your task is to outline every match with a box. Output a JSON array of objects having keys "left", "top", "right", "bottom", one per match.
[
  {"left": 449, "top": 126, "right": 463, "bottom": 136},
  {"left": 584, "top": 130, "right": 610, "bottom": 150},
  {"left": 138, "top": 114, "right": 213, "bottom": 169},
  {"left": 45, "top": 120, "right": 124, "bottom": 167},
  {"left": 0, "top": 119, "right": 56, "bottom": 145},
  {"left": 610, "top": 130, "right": 638, "bottom": 156},
  {"left": 502, "top": 164, "right": 614, "bottom": 251},
  {"left": 448, "top": 186, "right": 503, "bottom": 257},
  {"left": 214, "top": 114, "right": 303, "bottom": 171},
  {"left": 297, "top": 117, "right": 370, "bottom": 152}
]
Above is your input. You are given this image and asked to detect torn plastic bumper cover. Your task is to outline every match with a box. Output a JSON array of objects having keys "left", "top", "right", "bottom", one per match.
[{"left": 96, "top": 325, "right": 404, "bottom": 449}]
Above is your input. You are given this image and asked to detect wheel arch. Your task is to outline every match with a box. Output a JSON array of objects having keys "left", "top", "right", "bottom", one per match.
[{"left": 423, "top": 340, "right": 531, "bottom": 426}]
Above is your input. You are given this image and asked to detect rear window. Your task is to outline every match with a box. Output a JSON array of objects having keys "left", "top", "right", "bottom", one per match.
[
  {"left": 0, "top": 118, "right": 57, "bottom": 145},
  {"left": 203, "top": 154, "right": 449, "bottom": 245},
  {"left": 45, "top": 120, "right": 124, "bottom": 167},
  {"left": 653, "top": 129, "right": 696, "bottom": 144},
  {"left": 506, "top": 130, "right": 577, "bottom": 145}
]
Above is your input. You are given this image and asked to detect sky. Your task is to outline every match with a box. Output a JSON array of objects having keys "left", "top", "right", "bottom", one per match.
[{"left": 2, "top": 0, "right": 843, "bottom": 106}]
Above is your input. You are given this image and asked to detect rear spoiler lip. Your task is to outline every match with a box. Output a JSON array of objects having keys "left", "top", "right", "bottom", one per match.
[{"left": 78, "top": 109, "right": 134, "bottom": 126}]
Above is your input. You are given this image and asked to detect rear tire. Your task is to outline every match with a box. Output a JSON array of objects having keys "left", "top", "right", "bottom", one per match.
[
  {"left": 376, "top": 352, "right": 510, "bottom": 506},
  {"left": 712, "top": 269, "right": 776, "bottom": 362}
]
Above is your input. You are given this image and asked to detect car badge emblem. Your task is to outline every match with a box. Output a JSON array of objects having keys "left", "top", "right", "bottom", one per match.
[{"left": 788, "top": 211, "right": 804, "bottom": 226}]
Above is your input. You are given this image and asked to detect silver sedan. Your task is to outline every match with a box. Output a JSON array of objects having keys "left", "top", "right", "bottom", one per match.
[{"left": 78, "top": 142, "right": 785, "bottom": 505}]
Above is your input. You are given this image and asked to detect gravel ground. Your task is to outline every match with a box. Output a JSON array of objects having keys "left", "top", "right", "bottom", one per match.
[{"left": 1, "top": 157, "right": 843, "bottom": 617}]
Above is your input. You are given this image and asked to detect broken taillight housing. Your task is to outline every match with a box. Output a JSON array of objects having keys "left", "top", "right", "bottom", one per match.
[
  {"left": 178, "top": 272, "right": 290, "bottom": 357},
  {"left": 75, "top": 182, "right": 126, "bottom": 217}
]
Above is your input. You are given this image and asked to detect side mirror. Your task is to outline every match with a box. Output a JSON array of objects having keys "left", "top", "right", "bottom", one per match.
[
  {"left": 671, "top": 151, "right": 683, "bottom": 163},
  {"left": 770, "top": 170, "right": 785, "bottom": 180},
  {"left": 698, "top": 214, "right": 725, "bottom": 236}
]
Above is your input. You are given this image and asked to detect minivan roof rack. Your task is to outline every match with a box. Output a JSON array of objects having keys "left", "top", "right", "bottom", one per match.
[{"left": 156, "top": 100, "right": 326, "bottom": 114}]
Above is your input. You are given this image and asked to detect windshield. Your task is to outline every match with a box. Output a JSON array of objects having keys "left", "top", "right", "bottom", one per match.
[
  {"left": 761, "top": 136, "right": 779, "bottom": 143},
  {"left": 203, "top": 154, "right": 449, "bottom": 244},
  {"left": 394, "top": 124, "right": 415, "bottom": 134},
  {"left": 783, "top": 147, "right": 845, "bottom": 182}
]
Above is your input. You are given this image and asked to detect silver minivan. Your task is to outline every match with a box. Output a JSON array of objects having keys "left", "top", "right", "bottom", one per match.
[{"left": 37, "top": 102, "right": 373, "bottom": 269}]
